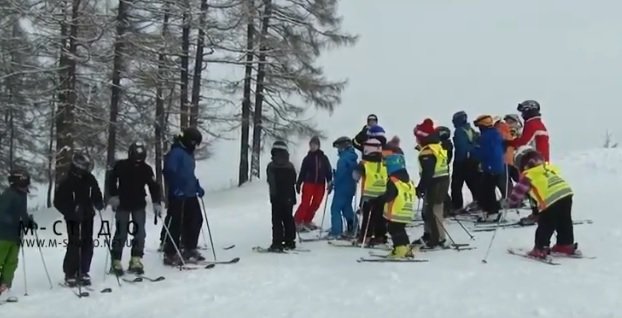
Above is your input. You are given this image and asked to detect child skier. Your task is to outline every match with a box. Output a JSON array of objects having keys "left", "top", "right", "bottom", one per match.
[
  {"left": 509, "top": 100, "right": 550, "bottom": 162},
  {"left": 162, "top": 127, "right": 205, "bottom": 266},
  {"left": 294, "top": 136, "right": 332, "bottom": 232},
  {"left": 266, "top": 140, "right": 298, "bottom": 252},
  {"left": 353, "top": 137, "right": 388, "bottom": 246},
  {"left": 436, "top": 126, "right": 454, "bottom": 217},
  {"left": 505, "top": 146, "right": 579, "bottom": 258},
  {"left": 353, "top": 114, "right": 385, "bottom": 151},
  {"left": 412, "top": 126, "right": 450, "bottom": 249},
  {"left": 325, "top": 137, "right": 358, "bottom": 239},
  {"left": 0, "top": 169, "right": 36, "bottom": 295},
  {"left": 108, "top": 142, "right": 162, "bottom": 275},
  {"left": 54, "top": 152, "right": 104, "bottom": 286},
  {"left": 370, "top": 149, "right": 417, "bottom": 259}
]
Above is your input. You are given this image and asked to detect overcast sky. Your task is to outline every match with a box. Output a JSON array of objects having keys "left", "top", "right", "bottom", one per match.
[{"left": 314, "top": 0, "right": 622, "bottom": 160}]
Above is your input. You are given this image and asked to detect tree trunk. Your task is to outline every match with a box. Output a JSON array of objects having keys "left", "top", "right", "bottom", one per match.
[
  {"left": 239, "top": 0, "right": 255, "bottom": 186},
  {"left": 55, "top": 0, "right": 80, "bottom": 185},
  {"left": 250, "top": 0, "right": 272, "bottom": 180},
  {"left": 190, "top": 0, "right": 208, "bottom": 127},
  {"left": 47, "top": 101, "right": 55, "bottom": 208},
  {"left": 179, "top": 9, "right": 190, "bottom": 129},
  {"left": 155, "top": 5, "right": 170, "bottom": 205},
  {"left": 8, "top": 108, "right": 14, "bottom": 169},
  {"left": 105, "top": 0, "right": 130, "bottom": 201}
]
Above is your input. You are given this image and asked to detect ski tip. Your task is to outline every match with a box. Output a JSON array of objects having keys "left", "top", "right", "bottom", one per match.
[
  {"left": 231, "top": 257, "right": 241, "bottom": 263},
  {"left": 100, "top": 288, "right": 112, "bottom": 293},
  {"left": 205, "top": 264, "right": 216, "bottom": 269}
]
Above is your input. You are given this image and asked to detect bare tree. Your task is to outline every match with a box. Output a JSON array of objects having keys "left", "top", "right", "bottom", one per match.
[{"left": 238, "top": 0, "right": 256, "bottom": 186}]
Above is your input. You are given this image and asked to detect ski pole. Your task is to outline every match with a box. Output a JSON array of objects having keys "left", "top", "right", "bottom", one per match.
[
  {"left": 98, "top": 210, "right": 121, "bottom": 287},
  {"left": 33, "top": 229, "right": 53, "bottom": 289},
  {"left": 360, "top": 200, "right": 372, "bottom": 249},
  {"left": 451, "top": 216, "right": 475, "bottom": 240},
  {"left": 481, "top": 200, "right": 510, "bottom": 263},
  {"left": 161, "top": 211, "right": 186, "bottom": 270},
  {"left": 317, "top": 192, "right": 330, "bottom": 239},
  {"left": 199, "top": 198, "right": 217, "bottom": 262},
  {"left": 20, "top": 241, "right": 28, "bottom": 296}
]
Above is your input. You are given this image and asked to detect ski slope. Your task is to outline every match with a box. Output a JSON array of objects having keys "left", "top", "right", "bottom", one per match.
[{"left": 2, "top": 148, "right": 621, "bottom": 318}]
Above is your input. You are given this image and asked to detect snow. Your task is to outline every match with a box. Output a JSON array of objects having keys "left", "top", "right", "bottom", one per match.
[{"left": 2, "top": 148, "right": 621, "bottom": 317}]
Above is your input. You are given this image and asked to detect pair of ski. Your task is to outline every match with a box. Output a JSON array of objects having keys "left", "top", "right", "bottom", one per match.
[
  {"left": 180, "top": 257, "right": 241, "bottom": 270},
  {"left": 473, "top": 219, "right": 593, "bottom": 232},
  {"left": 252, "top": 246, "right": 311, "bottom": 254},
  {"left": 58, "top": 282, "right": 112, "bottom": 297},
  {"left": 327, "top": 240, "right": 392, "bottom": 250},
  {"left": 197, "top": 244, "right": 236, "bottom": 251},
  {"left": 122, "top": 275, "right": 166, "bottom": 283},
  {"left": 507, "top": 247, "right": 596, "bottom": 265}
]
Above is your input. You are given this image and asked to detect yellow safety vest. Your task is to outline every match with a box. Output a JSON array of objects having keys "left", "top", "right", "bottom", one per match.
[
  {"left": 523, "top": 164, "right": 573, "bottom": 213},
  {"left": 418, "top": 143, "right": 449, "bottom": 178},
  {"left": 383, "top": 176, "right": 416, "bottom": 223},
  {"left": 361, "top": 161, "right": 387, "bottom": 198}
]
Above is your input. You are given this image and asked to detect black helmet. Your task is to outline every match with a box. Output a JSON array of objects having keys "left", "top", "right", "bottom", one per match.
[
  {"left": 435, "top": 126, "right": 451, "bottom": 141},
  {"left": 517, "top": 100, "right": 540, "bottom": 113},
  {"left": 180, "top": 127, "right": 202, "bottom": 151},
  {"left": 128, "top": 141, "right": 147, "bottom": 162},
  {"left": 332, "top": 136, "right": 352, "bottom": 149},
  {"left": 72, "top": 151, "right": 93, "bottom": 172},
  {"left": 8, "top": 168, "right": 30, "bottom": 188}
]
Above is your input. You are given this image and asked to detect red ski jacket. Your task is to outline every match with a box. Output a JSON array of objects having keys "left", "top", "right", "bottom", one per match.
[{"left": 510, "top": 116, "right": 550, "bottom": 162}]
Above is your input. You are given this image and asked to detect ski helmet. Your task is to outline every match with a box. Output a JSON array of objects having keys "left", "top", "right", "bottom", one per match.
[
  {"left": 435, "top": 126, "right": 451, "bottom": 141},
  {"left": 503, "top": 114, "right": 523, "bottom": 127},
  {"left": 384, "top": 153, "right": 406, "bottom": 175},
  {"left": 71, "top": 151, "right": 93, "bottom": 172},
  {"left": 271, "top": 140, "right": 289, "bottom": 157},
  {"left": 452, "top": 111, "right": 468, "bottom": 125},
  {"left": 513, "top": 145, "right": 541, "bottom": 170},
  {"left": 8, "top": 168, "right": 30, "bottom": 188},
  {"left": 332, "top": 136, "right": 352, "bottom": 149},
  {"left": 180, "top": 127, "right": 203, "bottom": 151},
  {"left": 517, "top": 100, "right": 540, "bottom": 113},
  {"left": 128, "top": 142, "right": 147, "bottom": 162}
]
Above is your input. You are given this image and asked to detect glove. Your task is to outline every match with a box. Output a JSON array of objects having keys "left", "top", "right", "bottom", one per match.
[
  {"left": 295, "top": 183, "right": 301, "bottom": 194},
  {"left": 197, "top": 186, "right": 205, "bottom": 198},
  {"left": 153, "top": 203, "right": 163, "bottom": 218},
  {"left": 25, "top": 215, "right": 38, "bottom": 230},
  {"left": 108, "top": 196, "right": 120, "bottom": 211},
  {"left": 415, "top": 186, "right": 425, "bottom": 198},
  {"left": 326, "top": 181, "right": 333, "bottom": 195}
]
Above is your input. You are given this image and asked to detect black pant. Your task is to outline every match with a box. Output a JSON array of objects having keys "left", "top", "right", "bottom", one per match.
[
  {"left": 496, "top": 165, "right": 513, "bottom": 198},
  {"left": 388, "top": 222, "right": 409, "bottom": 246},
  {"left": 163, "top": 197, "right": 203, "bottom": 256},
  {"left": 63, "top": 217, "right": 94, "bottom": 277},
  {"left": 451, "top": 159, "right": 481, "bottom": 209},
  {"left": 508, "top": 165, "right": 519, "bottom": 183},
  {"left": 535, "top": 196, "right": 574, "bottom": 249},
  {"left": 271, "top": 202, "right": 296, "bottom": 245},
  {"left": 111, "top": 209, "right": 146, "bottom": 259},
  {"left": 479, "top": 172, "right": 500, "bottom": 215},
  {"left": 359, "top": 199, "right": 387, "bottom": 240}
]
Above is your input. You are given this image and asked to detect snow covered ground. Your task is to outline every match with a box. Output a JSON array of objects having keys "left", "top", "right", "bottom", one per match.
[{"left": 2, "top": 148, "right": 621, "bottom": 318}]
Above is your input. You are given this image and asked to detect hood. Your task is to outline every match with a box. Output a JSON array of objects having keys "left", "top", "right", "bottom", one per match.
[
  {"left": 420, "top": 131, "right": 441, "bottom": 146},
  {"left": 171, "top": 139, "right": 193, "bottom": 154},
  {"left": 452, "top": 117, "right": 468, "bottom": 128},
  {"left": 271, "top": 149, "right": 290, "bottom": 167},
  {"left": 338, "top": 146, "right": 358, "bottom": 160},
  {"left": 390, "top": 169, "right": 410, "bottom": 182}
]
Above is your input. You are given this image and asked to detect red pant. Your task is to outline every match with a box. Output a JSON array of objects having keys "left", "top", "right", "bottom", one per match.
[{"left": 294, "top": 183, "right": 326, "bottom": 224}]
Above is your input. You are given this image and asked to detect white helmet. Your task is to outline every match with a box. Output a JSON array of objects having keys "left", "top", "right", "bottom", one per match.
[{"left": 514, "top": 145, "right": 537, "bottom": 168}]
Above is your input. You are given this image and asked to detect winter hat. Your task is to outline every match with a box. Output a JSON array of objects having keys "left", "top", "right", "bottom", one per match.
[
  {"left": 384, "top": 153, "right": 406, "bottom": 175},
  {"left": 435, "top": 126, "right": 451, "bottom": 141},
  {"left": 474, "top": 115, "right": 494, "bottom": 128},
  {"left": 367, "top": 125, "right": 385, "bottom": 139},
  {"left": 363, "top": 138, "right": 382, "bottom": 156},
  {"left": 388, "top": 135, "right": 400, "bottom": 147},
  {"left": 332, "top": 136, "right": 352, "bottom": 149},
  {"left": 309, "top": 136, "right": 320, "bottom": 147},
  {"left": 413, "top": 118, "right": 435, "bottom": 144},
  {"left": 367, "top": 114, "right": 378, "bottom": 123},
  {"left": 271, "top": 140, "right": 289, "bottom": 156}
]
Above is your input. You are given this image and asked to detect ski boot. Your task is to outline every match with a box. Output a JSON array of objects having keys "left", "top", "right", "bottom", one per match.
[
  {"left": 128, "top": 256, "right": 144, "bottom": 275},
  {"left": 64, "top": 275, "right": 78, "bottom": 287},
  {"left": 79, "top": 273, "right": 91, "bottom": 286},
  {"left": 0, "top": 283, "right": 8, "bottom": 295},
  {"left": 477, "top": 212, "right": 502, "bottom": 223},
  {"left": 183, "top": 249, "right": 206, "bottom": 263},
  {"left": 411, "top": 233, "right": 430, "bottom": 246},
  {"left": 368, "top": 236, "right": 388, "bottom": 246},
  {"left": 267, "top": 242, "right": 284, "bottom": 253},
  {"left": 110, "top": 259, "right": 124, "bottom": 276},
  {"left": 551, "top": 242, "right": 581, "bottom": 256},
  {"left": 305, "top": 222, "right": 320, "bottom": 231},
  {"left": 388, "top": 245, "right": 414, "bottom": 259},
  {"left": 527, "top": 246, "right": 550, "bottom": 259},
  {"left": 163, "top": 253, "right": 184, "bottom": 266},
  {"left": 283, "top": 240, "right": 296, "bottom": 250}
]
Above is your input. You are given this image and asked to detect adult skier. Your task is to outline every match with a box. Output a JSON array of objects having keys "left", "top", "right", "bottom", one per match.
[
  {"left": 505, "top": 146, "right": 580, "bottom": 258},
  {"left": 108, "top": 142, "right": 162, "bottom": 275},
  {"left": 471, "top": 115, "right": 505, "bottom": 222},
  {"left": 450, "top": 111, "right": 480, "bottom": 212},
  {"left": 325, "top": 137, "right": 358, "bottom": 239},
  {"left": 54, "top": 152, "right": 104, "bottom": 286},
  {"left": 294, "top": 136, "right": 332, "bottom": 232},
  {"left": 266, "top": 140, "right": 298, "bottom": 252},
  {"left": 0, "top": 169, "right": 36, "bottom": 295},
  {"left": 353, "top": 114, "right": 386, "bottom": 151},
  {"left": 509, "top": 100, "right": 550, "bottom": 162},
  {"left": 162, "top": 127, "right": 205, "bottom": 266}
]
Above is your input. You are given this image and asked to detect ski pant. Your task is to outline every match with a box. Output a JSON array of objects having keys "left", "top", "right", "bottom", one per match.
[
  {"left": 111, "top": 208, "right": 146, "bottom": 260},
  {"left": 294, "top": 182, "right": 326, "bottom": 225},
  {"left": 329, "top": 192, "right": 355, "bottom": 235},
  {"left": 163, "top": 197, "right": 202, "bottom": 256},
  {"left": 423, "top": 177, "right": 449, "bottom": 244},
  {"left": 535, "top": 196, "right": 574, "bottom": 249},
  {"left": 359, "top": 198, "right": 387, "bottom": 241},
  {"left": 0, "top": 240, "right": 19, "bottom": 287},
  {"left": 451, "top": 159, "right": 481, "bottom": 209},
  {"left": 478, "top": 172, "right": 501, "bottom": 215},
  {"left": 387, "top": 222, "right": 409, "bottom": 246},
  {"left": 63, "top": 217, "right": 94, "bottom": 277},
  {"left": 271, "top": 202, "right": 296, "bottom": 245},
  {"left": 496, "top": 165, "right": 513, "bottom": 199},
  {"left": 508, "top": 165, "right": 520, "bottom": 183}
]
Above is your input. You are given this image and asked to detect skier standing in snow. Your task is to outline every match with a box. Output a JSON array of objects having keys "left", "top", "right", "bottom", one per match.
[
  {"left": 325, "top": 137, "right": 358, "bottom": 239},
  {"left": 509, "top": 100, "right": 550, "bottom": 162},
  {"left": 107, "top": 142, "right": 162, "bottom": 275},
  {"left": 266, "top": 141, "right": 298, "bottom": 252},
  {"left": 436, "top": 126, "right": 454, "bottom": 217},
  {"left": 504, "top": 146, "right": 579, "bottom": 258},
  {"left": 450, "top": 111, "right": 480, "bottom": 213},
  {"left": 470, "top": 115, "right": 505, "bottom": 222},
  {"left": 294, "top": 136, "right": 332, "bottom": 232},
  {"left": 54, "top": 152, "right": 104, "bottom": 286},
  {"left": 0, "top": 169, "right": 36, "bottom": 295},
  {"left": 412, "top": 123, "right": 450, "bottom": 249},
  {"left": 370, "top": 148, "right": 417, "bottom": 258},
  {"left": 353, "top": 132, "right": 388, "bottom": 246},
  {"left": 162, "top": 127, "right": 205, "bottom": 266}
]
